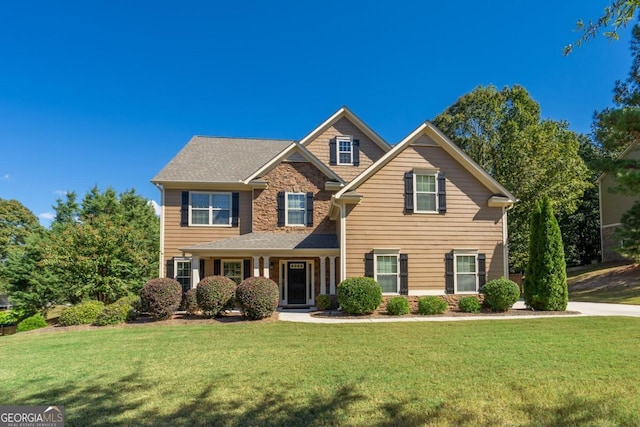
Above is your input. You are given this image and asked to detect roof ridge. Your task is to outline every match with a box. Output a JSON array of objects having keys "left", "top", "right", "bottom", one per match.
[{"left": 193, "top": 135, "right": 297, "bottom": 142}]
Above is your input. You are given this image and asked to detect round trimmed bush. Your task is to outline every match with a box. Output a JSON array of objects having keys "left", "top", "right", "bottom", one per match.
[
  {"left": 337, "top": 277, "right": 382, "bottom": 315},
  {"left": 458, "top": 296, "right": 481, "bottom": 313},
  {"left": 316, "top": 294, "right": 331, "bottom": 311},
  {"left": 59, "top": 300, "right": 105, "bottom": 326},
  {"left": 139, "top": 278, "right": 182, "bottom": 320},
  {"left": 196, "top": 276, "right": 237, "bottom": 317},
  {"left": 385, "top": 297, "right": 410, "bottom": 315},
  {"left": 16, "top": 313, "right": 48, "bottom": 332},
  {"left": 236, "top": 277, "right": 279, "bottom": 320},
  {"left": 482, "top": 278, "right": 520, "bottom": 312},
  {"left": 183, "top": 288, "right": 199, "bottom": 315},
  {"left": 417, "top": 296, "right": 448, "bottom": 315}
]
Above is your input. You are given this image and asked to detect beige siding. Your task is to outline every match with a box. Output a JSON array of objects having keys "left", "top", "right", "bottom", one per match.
[
  {"left": 600, "top": 146, "right": 640, "bottom": 225},
  {"left": 304, "top": 117, "right": 386, "bottom": 182},
  {"left": 344, "top": 142, "right": 506, "bottom": 292},
  {"left": 163, "top": 189, "right": 252, "bottom": 260}
]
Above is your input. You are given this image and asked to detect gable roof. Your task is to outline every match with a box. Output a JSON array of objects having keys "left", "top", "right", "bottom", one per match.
[
  {"left": 243, "top": 142, "right": 345, "bottom": 184},
  {"left": 151, "top": 136, "right": 294, "bottom": 184},
  {"left": 335, "top": 121, "right": 517, "bottom": 203},
  {"left": 298, "top": 106, "right": 391, "bottom": 153}
]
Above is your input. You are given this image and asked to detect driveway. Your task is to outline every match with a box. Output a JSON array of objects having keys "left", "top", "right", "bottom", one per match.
[{"left": 278, "top": 301, "right": 640, "bottom": 324}]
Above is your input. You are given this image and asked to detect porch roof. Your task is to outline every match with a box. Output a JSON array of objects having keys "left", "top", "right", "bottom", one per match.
[{"left": 180, "top": 232, "right": 339, "bottom": 254}]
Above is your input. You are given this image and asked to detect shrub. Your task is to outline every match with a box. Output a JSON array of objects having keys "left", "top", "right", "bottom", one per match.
[
  {"left": 114, "top": 295, "right": 140, "bottom": 320},
  {"left": 316, "top": 294, "right": 331, "bottom": 311},
  {"left": 94, "top": 303, "right": 130, "bottom": 326},
  {"left": 16, "top": 313, "right": 48, "bottom": 332},
  {"left": 183, "top": 288, "right": 199, "bottom": 315},
  {"left": 59, "top": 300, "right": 105, "bottom": 326},
  {"left": 385, "top": 297, "right": 410, "bottom": 315},
  {"left": 196, "top": 276, "right": 237, "bottom": 317},
  {"left": 337, "top": 277, "right": 382, "bottom": 315},
  {"left": 417, "top": 296, "right": 448, "bottom": 315},
  {"left": 235, "top": 277, "right": 279, "bottom": 320},
  {"left": 139, "top": 278, "right": 182, "bottom": 320},
  {"left": 0, "top": 310, "right": 17, "bottom": 326},
  {"left": 482, "top": 278, "right": 520, "bottom": 312},
  {"left": 458, "top": 296, "right": 481, "bottom": 313}
]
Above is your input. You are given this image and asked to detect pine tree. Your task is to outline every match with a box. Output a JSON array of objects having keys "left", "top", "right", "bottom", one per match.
[{"left": 524, "top": 196, "right": 568, "bottom": 311}]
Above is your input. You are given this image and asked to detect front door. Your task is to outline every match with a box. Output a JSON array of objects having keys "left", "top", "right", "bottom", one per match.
[{"left": 287, "top": 262, "right": 307, "bottom": 304}]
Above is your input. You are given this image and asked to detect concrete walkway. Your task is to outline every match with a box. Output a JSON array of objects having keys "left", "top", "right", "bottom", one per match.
[{"left": 277, "top": 301, "right": 640, "bottom": 324}]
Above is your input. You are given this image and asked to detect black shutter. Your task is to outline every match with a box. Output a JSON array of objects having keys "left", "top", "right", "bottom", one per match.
[
  {"left": 231, "top": 192, "right": 239, "bottom": 227},
  {"left": 277, "top": 191, "right": 285, "bottom": 226},
  {"left": 243, "top": 259, "right": 251, "bottom": 279},
  {"left": 213, "top": 259, "right": 221, "bottom": 276},
  {"left": 353, "top": 139, "right": 360, "bottom": 166},
  {"left": 166, "top": 258, "right": 174, "bottom": 279},
  {"left": 181, "top": 191, "right": 189, "bottom": 226},
  {"left": 477, "top": 253, "right": 486, "bottom": 292},
  {"left": 364, "top": 253, "right": 374, "bottom": 277},
  {"left": 445, "top": 253, "right": 454, "bottom": 294},
  {"left": 404, "top": 172, "right": 414, "bottom": 214},
  {"left": 399, "top": 253, "right": 408, "bottom": 295},
  {"left": 199, "top": 259, "right": 205, "bottom": 282},
  {"left": 306, "top": 192, "right": 314, "bottom": 227},
  {"left": 438, "top": 173, "right": 447, "bottom": 213},
  {"left": 329, "top": 138, "right": 337, "bottom": 165}
]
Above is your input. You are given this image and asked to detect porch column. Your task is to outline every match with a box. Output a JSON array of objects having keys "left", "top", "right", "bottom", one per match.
[
  {"left": 191, "top": 256, "right": 200, "bottom": 289},
  {"left": 253, "top": 256, "right": 261, "bottom": 277},
  {"left": 262, "top": 256, "right": 270, "bottom": 278},
  {"left": 329, "top": 256, "right": 336, "bottom": 294},
  {"left": 320, "top": 256, "right": 327, "bottom": 294}
]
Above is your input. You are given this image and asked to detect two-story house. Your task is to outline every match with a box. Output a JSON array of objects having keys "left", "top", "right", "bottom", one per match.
[{"left": 152, "top": 107, "right": 516, "bottom": 307}]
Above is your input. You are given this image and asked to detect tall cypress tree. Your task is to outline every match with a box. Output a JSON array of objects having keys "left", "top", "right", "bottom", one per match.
[{"left": 524, "top": 196, "right": 568, "bottom": 311}]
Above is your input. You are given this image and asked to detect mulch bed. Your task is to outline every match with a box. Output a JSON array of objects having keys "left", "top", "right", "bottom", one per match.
[{"left": 312, "top": 308, "right": 581, "bottom": 319}]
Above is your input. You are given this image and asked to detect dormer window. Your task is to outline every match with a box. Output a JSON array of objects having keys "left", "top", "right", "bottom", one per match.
[
  {"left": 337, "top": 136, "right": 353, "bottom": 165},
  {"left": 329, "top": 136, "right": 360, "bottom": 166}
]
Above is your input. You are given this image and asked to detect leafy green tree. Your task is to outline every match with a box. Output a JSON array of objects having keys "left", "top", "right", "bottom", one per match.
[
  {"left": 43, "top": 187, "right": 159, "bottom": 303},
  {"left": 565, "top": 1, "right": 639, "bottom": 54},
  {"left": 433, "top": 85, "right": 590, "bottom": 271},
  {"left": 524, "top": 197, "right": 568, "bottom": 311},
  {"left": 613, "top": 201, "right": 640, "bottom": 262},
  {"left": 0, "top": 198, "right": 41, "bottom": 260}
]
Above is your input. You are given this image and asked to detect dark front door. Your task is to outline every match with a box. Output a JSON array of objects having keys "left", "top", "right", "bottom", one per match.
[{"left": 287, "top": 262, "right": 307, "bottom": 304}]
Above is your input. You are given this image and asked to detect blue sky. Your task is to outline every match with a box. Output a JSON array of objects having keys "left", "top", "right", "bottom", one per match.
[{"left": 0, "top": 1, "right": 634, "bottom": 225}]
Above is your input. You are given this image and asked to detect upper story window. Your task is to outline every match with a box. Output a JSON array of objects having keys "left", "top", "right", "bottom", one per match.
[
  {"left": 337, "top": 136, "right": 353, "bottom": 165},
  {"left": 190, "top": 192, "right": 231, "bottom": 226},
  {"left": 404, "top": 170, "right": 446, "bottom": 214},
  {"left": 414, "top": 174, "right": 437, "bottom": 212},
  {"left": 286, "top": 193, "right": 306, "bottom": 226},
  {"left": 329, "top": 136, "right": 360, "bottom": 166}
]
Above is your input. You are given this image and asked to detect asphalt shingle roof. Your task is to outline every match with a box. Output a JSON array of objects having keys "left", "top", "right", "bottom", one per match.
[
  {"left": 152, "top": 136, "right": 294, "bottom": 183},
  {"left": 180, "top": 232, "right": 339, "bottom": 251}
]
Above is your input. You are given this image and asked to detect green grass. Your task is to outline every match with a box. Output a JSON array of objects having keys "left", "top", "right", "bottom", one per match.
[
  {"left": 568, "top": 262, "right": 640, "bottom": 304},
  {"left": 2, "top": 318, "right": 640, "bottom": 426}
]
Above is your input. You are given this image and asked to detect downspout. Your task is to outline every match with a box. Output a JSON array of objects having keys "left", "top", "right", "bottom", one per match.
[
  {"left": 154, "top": 183, "right": 165, "bottom": 278},
  {"left": 340, "top": 202, "right": 347, "bottom": 282},
  {"left": 503, "top": 204, "right": 514, "bottom": 278}
]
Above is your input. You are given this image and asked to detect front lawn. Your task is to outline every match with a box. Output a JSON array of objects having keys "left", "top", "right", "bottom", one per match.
[
  {"left": 568, "top": 262, "right": 640, "bottom": 304},
  {"left": 2, "top": 318, "right": 640, "bottom": 426}
]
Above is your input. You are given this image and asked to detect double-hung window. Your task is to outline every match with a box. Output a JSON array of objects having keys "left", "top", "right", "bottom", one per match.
[
  {"left": 190, "top": 192, "right": 231, "bottom": 226},
  {"left": 175, "top": 258, "right": 192, "bottom": 293},
  {"left": 455, "top": 254, "right": 478, "bottom": 293},
  {"left": 337, "top": 136, "right": 353, "bottom": 165},
  {"left": 375, "top": 254, "right": 399, "bottom": 293},
  {"left": 286, "top": 193, "right": 306, "bottom": 226},
  {"left": 223, "top": 260, "right": 243, "bottom": 284},
  {"left": 414, "top": 173, "right": 437, "bottom": 212}
]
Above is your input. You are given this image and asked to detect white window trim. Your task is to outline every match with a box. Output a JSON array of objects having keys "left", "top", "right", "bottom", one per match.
[
  {"left": 336, "top": 136, "right": 353, "bottom": 165},
  {"left": 174, "top": 257, "right": 193, "bottom": 290},
  {"left": 285, "top": 192, "right": 306, "bottom": 227},
  {"left": 189, "top": 191, "right": 232, "bottom": 227},
  {"left": 222, "top": 259, "right": 243, "bottom": 284},
  {"left": 453, "top": 251, "right": 478, "bottom": 294},
  {"left": 413, "top": 173, "right": 438, "bottom": 214},
  {"left": 374, "top": 252, "right": 400, "bottom": 295}
]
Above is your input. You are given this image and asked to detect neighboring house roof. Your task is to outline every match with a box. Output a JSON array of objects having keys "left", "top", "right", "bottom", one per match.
[
  {"left": 180, "top": 232, "right": 339, "bottom": 252},
  {"left": 298, "top": 106, "right": 391, "bottom": 153},
  {"left": 334, "top": 121, "right": 517, "bottom": 204},
  {"left": 151, "top": 136, "right": 294, "bottom": 184}
]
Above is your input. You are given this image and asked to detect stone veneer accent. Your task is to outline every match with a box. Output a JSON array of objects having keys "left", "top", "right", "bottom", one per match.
[
  {"left": 253, "top": 161, "right": 336, "bottom": 233},
  {"left": 601, "top": 226, "right": 630, "bottom": 262}
]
